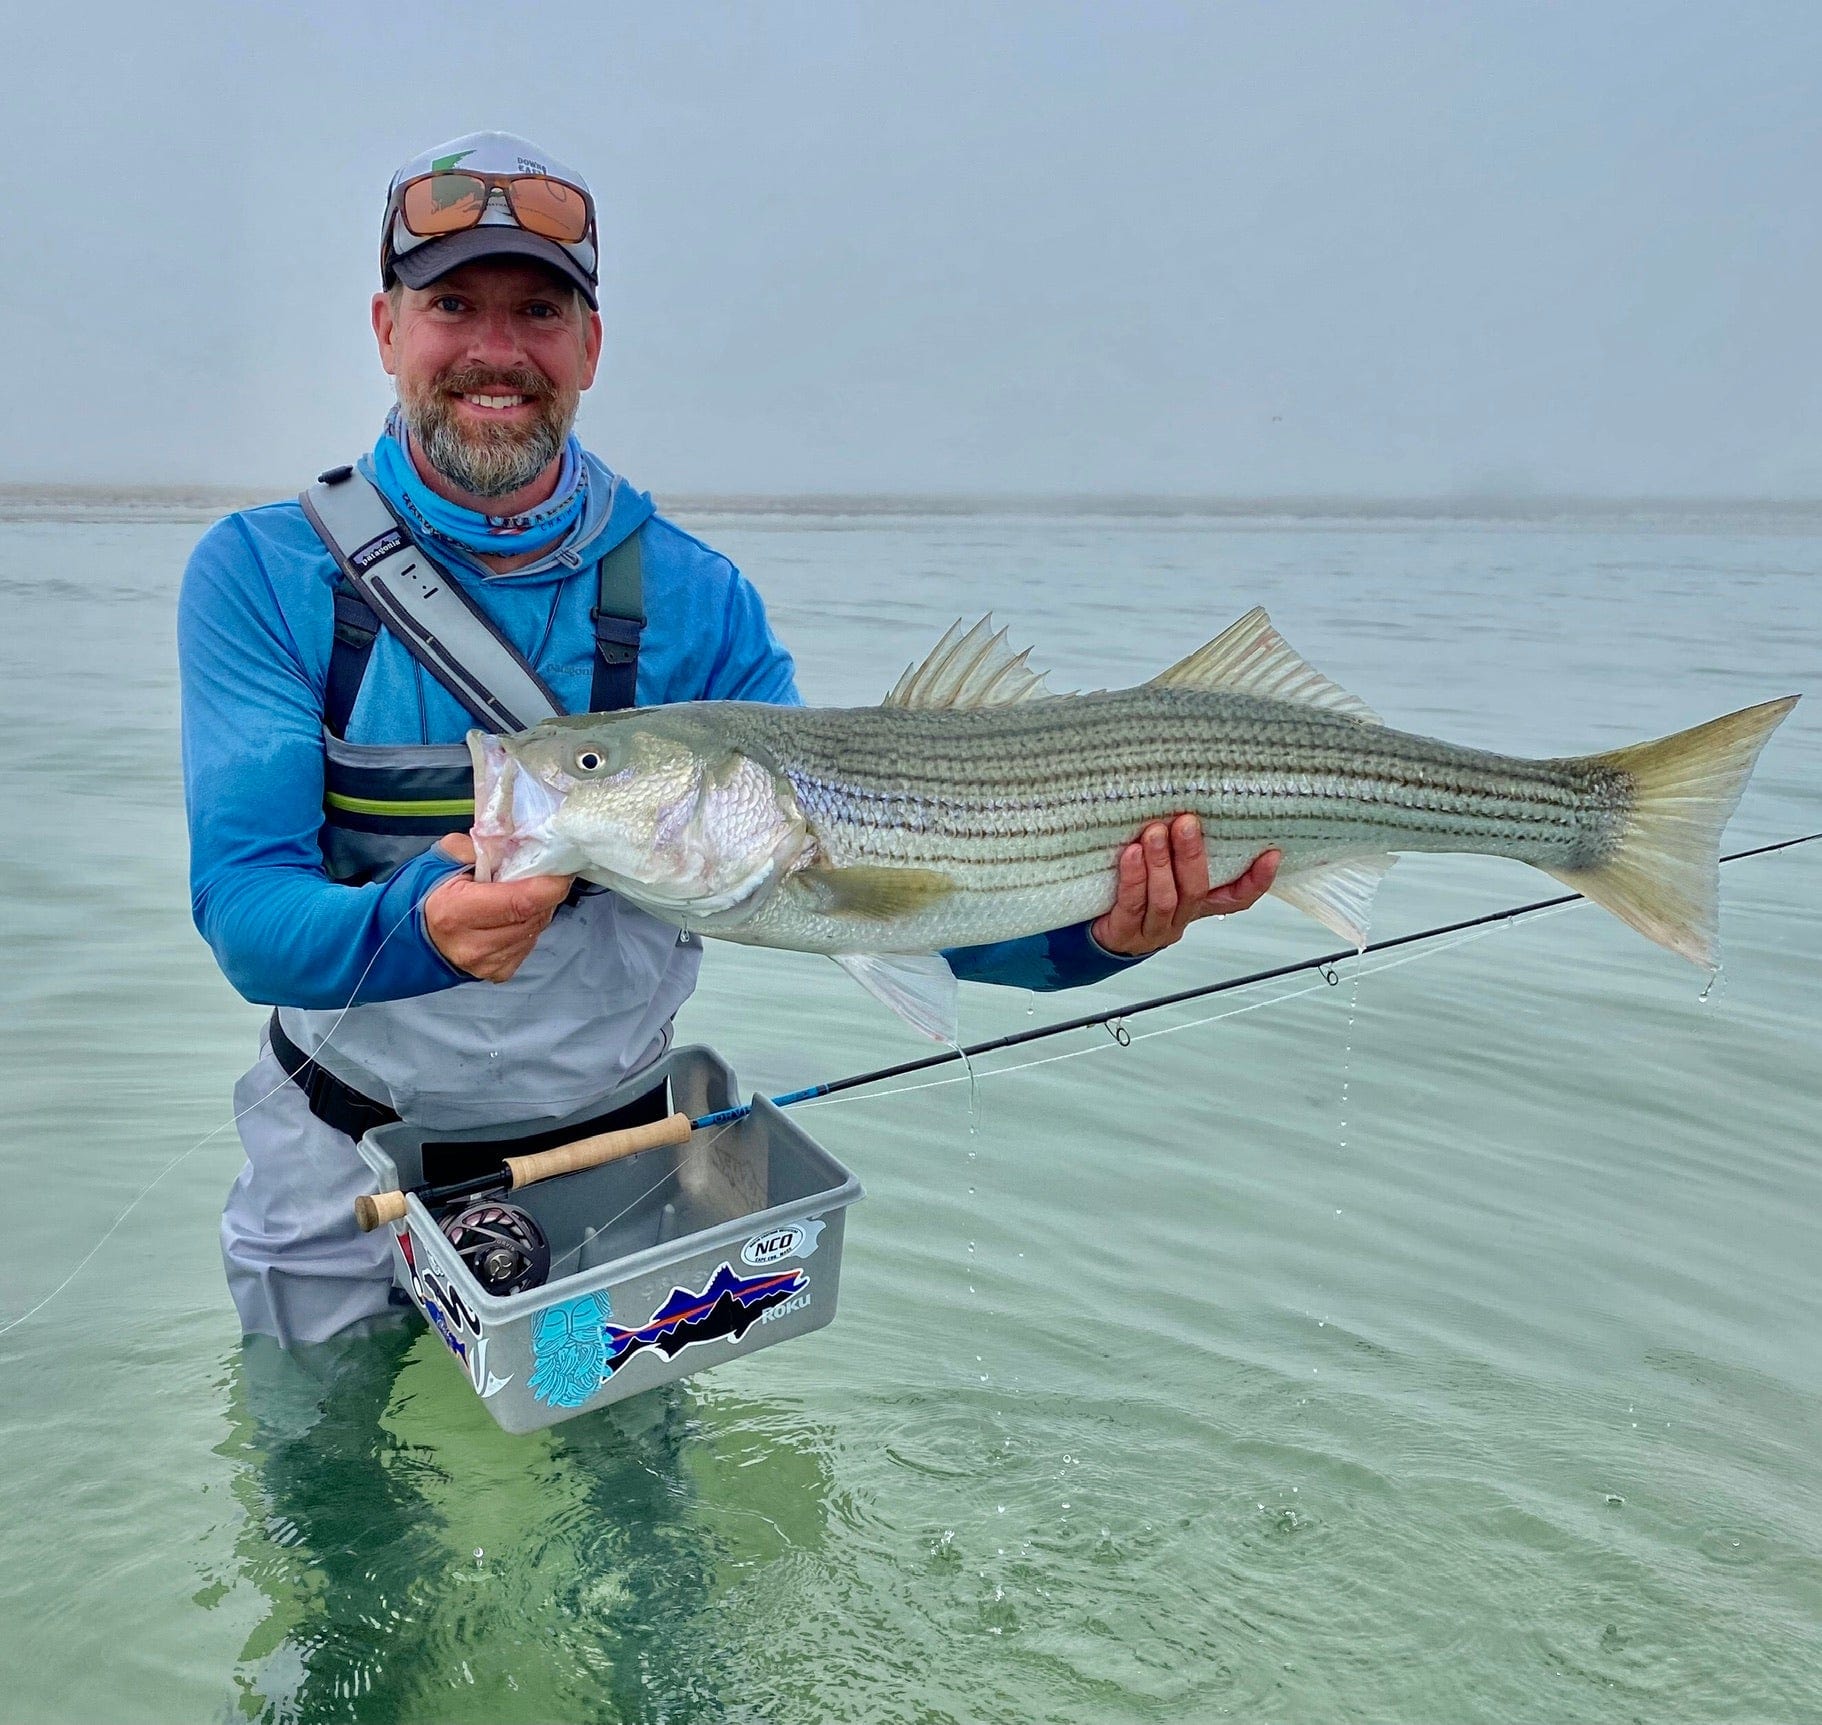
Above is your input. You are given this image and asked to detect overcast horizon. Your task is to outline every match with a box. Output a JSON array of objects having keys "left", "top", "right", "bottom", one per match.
[{"left": 9, "top": 2, "right": 1820, "bottom": 499}]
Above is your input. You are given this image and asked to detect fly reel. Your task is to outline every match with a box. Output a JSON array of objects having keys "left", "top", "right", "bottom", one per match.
[{"left": 439, "top": 1200, "right": 551, "bottom": 1297}]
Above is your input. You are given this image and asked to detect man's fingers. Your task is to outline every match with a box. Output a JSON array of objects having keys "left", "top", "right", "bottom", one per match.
[
  {"left": 1115, "top": 841, "right": 1149, "bottom": 914},
  {"left": 1205, "top": 847, "right": 1282, "bottom": 913},
  {"left": 454, "top": 875, "right": 574, "bottom": 929},
  {"left": 1169, "top": 814, "right": 1211, "bottom": 917},
  {"left": 1141, "top": 822, "right": 1178, "bottom": 937}
]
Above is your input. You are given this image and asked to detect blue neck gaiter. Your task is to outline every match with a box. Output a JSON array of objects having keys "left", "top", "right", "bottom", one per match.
[{"left": 371, "top": 407, "right": 589, "bottom": 559}]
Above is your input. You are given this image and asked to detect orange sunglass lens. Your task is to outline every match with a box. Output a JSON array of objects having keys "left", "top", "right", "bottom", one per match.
[
  {"left": 401, "top": 174, "right": 487, "bottom": 236},
  {"left": 507, "top": 177, "right": 590, "bottom": 243}
]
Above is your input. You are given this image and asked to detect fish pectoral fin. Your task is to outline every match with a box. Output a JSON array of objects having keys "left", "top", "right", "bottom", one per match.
[
  {"left": 793, "top": 863, "right": 958, "bottom": 920},
  {"left": 882, "top": 615, "right": 1065, "bottom": 708},
  {"left": 831, "top": 953, "right": 959, "bottom": 1043},
  {"left": 1150, "top": 607, "right": 1382, "bottom": 724},
  {"left": 1270, "top": 854, "right": 1396, "bottom": 949}
]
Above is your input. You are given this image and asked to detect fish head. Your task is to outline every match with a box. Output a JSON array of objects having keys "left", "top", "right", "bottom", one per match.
[{"left": 467, "top": 712, "right": 809, "bottom": 921}]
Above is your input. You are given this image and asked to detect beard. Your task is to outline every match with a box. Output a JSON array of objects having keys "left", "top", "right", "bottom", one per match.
[{"left": 398, "top": 363, "right": 580, "bottom": 501}]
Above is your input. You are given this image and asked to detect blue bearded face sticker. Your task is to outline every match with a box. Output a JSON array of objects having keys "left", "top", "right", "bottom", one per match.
[{"left": 528, "top": 1291, "right": 612, "bottom": 1409}]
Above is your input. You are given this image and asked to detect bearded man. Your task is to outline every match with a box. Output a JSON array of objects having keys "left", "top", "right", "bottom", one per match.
[{"left": 179, "top": 132, "right": 1278, "bottom": 1348}]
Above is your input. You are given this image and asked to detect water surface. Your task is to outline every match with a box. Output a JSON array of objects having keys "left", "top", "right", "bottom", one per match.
[{"left": 1, "top": 495, "right": 1817, "bottom": 1722}]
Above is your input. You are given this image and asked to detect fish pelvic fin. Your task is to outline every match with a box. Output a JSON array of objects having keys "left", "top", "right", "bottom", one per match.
[
  {"left": 792, "top": 863, "right": 958, "bottom": 920},
  {"left": 1546, "top": 695, "right": 1798, "bottom": 969},
  {"left": 884, "top": 615, "right": 1061, "bottom": 708},
  {"left": 1271, "top": 854, "right": 1396, "bottom": 949},
  {"left": 832, "top": 953, "right": 958, "bottom": 1042},
  {"left": 1150, "top": 607, "right": 1382, "bottom": 724}
]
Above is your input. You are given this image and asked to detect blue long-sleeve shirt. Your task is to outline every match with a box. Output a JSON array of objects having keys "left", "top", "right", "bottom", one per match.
[{"left": 178, "top": 476, "right": 1145, "bottom": 1010}]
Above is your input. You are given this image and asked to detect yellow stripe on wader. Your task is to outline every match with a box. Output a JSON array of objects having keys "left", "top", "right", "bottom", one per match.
[{"left": 324, "top": 792, "right": 476, "bottom": 818}]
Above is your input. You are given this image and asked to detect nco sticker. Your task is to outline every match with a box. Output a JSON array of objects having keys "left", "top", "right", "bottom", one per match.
[{"left": 740, "top": 1216, "right": 824, "bottom": 1268}]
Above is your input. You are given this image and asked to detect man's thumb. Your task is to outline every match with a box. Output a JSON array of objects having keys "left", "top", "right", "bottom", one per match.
[{"left": 438, "top": 831, "right": 478, "bottom": 868}]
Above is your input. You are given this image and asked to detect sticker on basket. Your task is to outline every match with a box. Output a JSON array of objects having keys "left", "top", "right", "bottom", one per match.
[
  {"left": 741, "top": 1217, "right": 824, "bottom": 1268},
  {"left": 398, "top": 1225, "right": 513, "bottom": 1399},
  {"left": 528, "top": 1265, "right": 806, "bottom": 1408},
  {"left": 528, "top": 1291, "right": 614, "bottom": 1409}
]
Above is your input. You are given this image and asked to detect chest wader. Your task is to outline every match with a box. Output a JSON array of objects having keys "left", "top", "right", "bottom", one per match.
[{"left": 274, "top": 464, "right": 656, "bottom": 1141}]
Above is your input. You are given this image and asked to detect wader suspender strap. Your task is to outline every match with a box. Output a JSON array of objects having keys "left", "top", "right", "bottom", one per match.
[
  {"left": 304, "top": 466, "right": 647, "bottom": 734},
  {"left": 589, "top": 533, "right": 644, "bottom": 711},
  {"left": 300, "top": 466, "right": 563, "bottom": 734}
]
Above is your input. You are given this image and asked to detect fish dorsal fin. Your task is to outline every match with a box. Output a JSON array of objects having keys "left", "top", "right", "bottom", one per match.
[
  {"left": 1149, "top": 607, "right": 1381, "bottom": 724},
  {"left": 1270, "top": 854, "right": 1397, "bottom": 949},
  {"left": 883, "top": 615, "right": 1060, "bottom": 709}
]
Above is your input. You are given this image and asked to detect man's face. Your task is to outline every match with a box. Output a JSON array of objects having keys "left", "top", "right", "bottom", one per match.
[{"left": 373, "top": 260, "right": 603, "bottom": 501}]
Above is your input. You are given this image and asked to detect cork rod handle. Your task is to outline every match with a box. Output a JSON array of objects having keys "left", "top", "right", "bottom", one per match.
[
  {"left": 352, "top": 1111, "right": 695, "bottom": 1233},
  {"left": 502, "top": 1111, "right": 693, "bottom": 1188}
]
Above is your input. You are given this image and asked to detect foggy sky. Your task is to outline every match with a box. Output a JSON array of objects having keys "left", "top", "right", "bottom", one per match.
[{"left": 8, "top": 1, "right": 1820, "bottom": 497}]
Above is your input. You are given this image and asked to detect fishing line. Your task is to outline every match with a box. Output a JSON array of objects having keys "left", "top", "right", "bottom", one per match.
[
  {"left": 801, "top": 914, "right": 1520, "bottom": 1111},
  {"left": 541, "top": 1120, "right": 744, "bottom": 1281},
  {"left": 0, "top": 884, "right": 440, "bottom": 1338},
  {"left": 747, "top": 831, "right": 1822, "bottom": 1124}
]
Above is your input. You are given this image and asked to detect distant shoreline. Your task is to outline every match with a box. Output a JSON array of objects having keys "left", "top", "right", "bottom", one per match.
[{"left": 5, "top": 482, "right": 1822, "bottom": 528}]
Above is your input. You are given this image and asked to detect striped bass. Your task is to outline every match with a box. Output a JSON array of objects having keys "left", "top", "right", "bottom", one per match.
[{"left": 468, "top": 609, "right": 1796, "bottom": 1039}]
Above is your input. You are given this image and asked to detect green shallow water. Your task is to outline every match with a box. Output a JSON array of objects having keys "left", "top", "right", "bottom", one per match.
[{"left": 1, "top": 499, "right": 1818, "bottom": 1723}]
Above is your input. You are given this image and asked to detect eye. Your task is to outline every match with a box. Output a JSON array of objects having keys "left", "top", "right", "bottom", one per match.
[{"left": 574, "top": 747, "right": 606, "bottom": 773}]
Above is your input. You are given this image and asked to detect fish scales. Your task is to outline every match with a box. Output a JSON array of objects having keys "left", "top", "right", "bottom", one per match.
[{"left": 713, "top": 693, "right": 1617, "bottom": 877}]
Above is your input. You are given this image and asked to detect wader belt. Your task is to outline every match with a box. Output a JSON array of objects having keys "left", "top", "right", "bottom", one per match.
[
  {"left": 269, "top": 1010, "right": 402, "bottom": 1143},
  {"left": 268, "top": 1012, "right": 670, "bottom": 1183}
]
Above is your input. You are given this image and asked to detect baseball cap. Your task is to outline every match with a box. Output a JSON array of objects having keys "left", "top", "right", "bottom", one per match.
[{"left": 381, "top": 131, "right": 599, "bottom": 308}]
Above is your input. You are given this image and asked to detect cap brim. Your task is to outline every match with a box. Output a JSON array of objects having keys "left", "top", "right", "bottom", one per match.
[{"left": 390, "top": 227, "right": 598, "bottom": 308}]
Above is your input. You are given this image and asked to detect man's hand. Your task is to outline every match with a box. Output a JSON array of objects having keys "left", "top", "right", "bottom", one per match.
[
  {"left": 1092, "top": 815, "right": 1281, "bottom": 959},
  {"left": 423, "top": 833, "right": 576, "bottom": 982}
]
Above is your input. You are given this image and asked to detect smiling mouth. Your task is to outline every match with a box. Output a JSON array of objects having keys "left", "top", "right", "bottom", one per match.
[{"left": 457, "top": 392, "right": 533, "bottom": 412}]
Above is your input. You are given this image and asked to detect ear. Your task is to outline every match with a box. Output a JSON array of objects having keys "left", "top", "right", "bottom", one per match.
[
  {"left": 579, "top": 307, "right": 603, "bottom": 391},
  {"left": 372, "top": 290, "right": 399, "bottom": 377}
]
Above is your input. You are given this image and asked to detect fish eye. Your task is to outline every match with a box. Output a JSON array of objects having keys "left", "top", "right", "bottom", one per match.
[{"left": 574, "top": 746, "right": 607, "bottom": 774}]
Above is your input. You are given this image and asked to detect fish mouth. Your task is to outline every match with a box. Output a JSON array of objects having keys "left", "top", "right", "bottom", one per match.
[{"left": 467, "top": 730, "right": 568, "bottom": 882}]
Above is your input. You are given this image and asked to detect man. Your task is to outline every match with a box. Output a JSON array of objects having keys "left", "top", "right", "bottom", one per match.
[{"left": 179, "top": 132, "right": 1279, "bottom": 1349}]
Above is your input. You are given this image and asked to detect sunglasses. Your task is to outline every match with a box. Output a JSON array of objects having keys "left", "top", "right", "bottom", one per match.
[{"left": 389, "top": 170, "right": 595, "bottom": 249}]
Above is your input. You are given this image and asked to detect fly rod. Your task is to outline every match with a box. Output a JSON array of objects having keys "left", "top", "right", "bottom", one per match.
[{"left": 355, "top": 830, "right": 1819, "bottom": 1230}]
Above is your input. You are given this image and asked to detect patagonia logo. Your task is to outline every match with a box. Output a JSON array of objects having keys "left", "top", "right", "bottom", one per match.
[{"left": 349, "top": 529, "right": 405, "bottom": 573}]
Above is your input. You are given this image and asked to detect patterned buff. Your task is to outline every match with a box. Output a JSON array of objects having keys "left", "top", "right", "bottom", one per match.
[{"left": 370, "top": 407, "right": 589, "bottom": 557}]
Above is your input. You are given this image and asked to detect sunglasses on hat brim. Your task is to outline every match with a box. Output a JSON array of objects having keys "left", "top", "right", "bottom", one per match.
[{"left": 385, "top": 170, "right": 595, "bottom": 258}]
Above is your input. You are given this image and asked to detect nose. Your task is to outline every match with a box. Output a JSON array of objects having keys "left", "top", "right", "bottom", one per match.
[{"left": 463, "top": 305, "right": 530, "bottom": 369}]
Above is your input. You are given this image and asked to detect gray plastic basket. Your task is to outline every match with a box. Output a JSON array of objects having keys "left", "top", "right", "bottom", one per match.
[{"left": 355, "top": 1045, "right": 862, "bottom": 1433}]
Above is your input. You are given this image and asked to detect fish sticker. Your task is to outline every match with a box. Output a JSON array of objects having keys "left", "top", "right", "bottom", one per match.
[{"left": 528, "top": 1265, "right": 807, "bottom": 1409}]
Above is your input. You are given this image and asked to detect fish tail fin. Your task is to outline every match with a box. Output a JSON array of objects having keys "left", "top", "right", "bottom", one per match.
[{"left": 1546, "top": 696, "right": 1797, "bottom": 968}]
